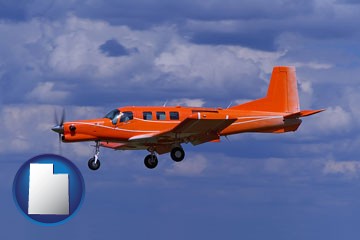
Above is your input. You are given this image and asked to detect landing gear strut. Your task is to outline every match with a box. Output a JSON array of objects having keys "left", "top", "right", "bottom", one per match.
[
  {"left": 88, "top": 141, "right": 101, "bottom": 170},
  {"left": 144, "top": 153, "right": 158, "bottom": 169}
]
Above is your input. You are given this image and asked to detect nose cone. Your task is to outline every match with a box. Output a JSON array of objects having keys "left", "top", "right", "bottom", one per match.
[{"left": 52, "top": 125, "right": 64, "bottom": 134}]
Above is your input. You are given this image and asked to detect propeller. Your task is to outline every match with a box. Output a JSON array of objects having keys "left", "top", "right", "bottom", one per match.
[{"left": 52, "top": 109, "right": 65, "bottom": 153}]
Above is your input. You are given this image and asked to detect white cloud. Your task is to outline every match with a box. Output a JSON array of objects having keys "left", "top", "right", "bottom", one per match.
[
  {"left": 0, "top": 15, "right": 292, "bottom": 107},
  {"left": 167, "top": 98, "right": 205, "bottom": 107},
  {"left": 26, "top": 82, "right": 69, "bottom": 103},
  {"left": 154, "top": 43, "right": 283, "bottom": 91},
  {"left": 323, "top": 160, "right": 360, "bottom": 178},
  {"left": 0, "top": 104, "right": 104, "bottom": 154},
  {"left": 299, "top": 80, "right": 313, "bottom": 95},
  {"left": 300, "top": 106, "right": 351, "bottom": 135},
  {"left": 345, "top": 87, "right": 360, "bottom": 126},
  {"left": 165, "top": 154, "right": 207, "bottom": 176},
  {"left": 290, "top": 61, "right": 333, "bottom": 70},
  {"left": 233, "top": 99, "right": 253, "bottom": 105}
]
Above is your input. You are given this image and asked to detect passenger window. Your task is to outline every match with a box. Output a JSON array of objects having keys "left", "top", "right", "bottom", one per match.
[
  {"left": 143, "top": 111, "right": 152, "bottom": 120},
  {"left": 120, "top": 111, "right": 133, "bottom": 122},
  {"left": 170, "top": 111, "right": 179, "bottom": 120},
  {"left": 156, "top": 112, "right": 166, "bottom": 120}
]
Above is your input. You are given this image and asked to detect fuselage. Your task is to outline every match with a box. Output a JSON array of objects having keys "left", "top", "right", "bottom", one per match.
[{"left": 61, "top": 106, "right": 302, "bottom": 143}]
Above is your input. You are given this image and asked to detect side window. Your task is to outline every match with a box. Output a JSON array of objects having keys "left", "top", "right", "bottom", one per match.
[
  {"left": 156, "top": 112, "right": 166, "bottom": 120},
  {"left": 120, "top": 111, "right": 133, "bottom": 122},
  {"left": 143, "top": 111, "right": 152, "bottom": 120},
  {"left": 170, "top": 111, "right": 179, "bottom": 120}
]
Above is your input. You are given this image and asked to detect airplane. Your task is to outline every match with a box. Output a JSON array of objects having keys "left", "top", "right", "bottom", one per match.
[{"left": 51, "top": 66, "right": 324, "bottom": 170}]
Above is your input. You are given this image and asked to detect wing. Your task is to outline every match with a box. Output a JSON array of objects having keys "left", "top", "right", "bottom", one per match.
[
  {"left": 100, "top": 112, "right": 237, "bottom": 153},
  {"left": 168, "top": 112, "right": 237, "bottom": 145}
]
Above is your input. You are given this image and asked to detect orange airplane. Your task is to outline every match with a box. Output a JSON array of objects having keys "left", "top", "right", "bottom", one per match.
[{"left": 52, "top": 66, "right": 324, "bottom": 170}]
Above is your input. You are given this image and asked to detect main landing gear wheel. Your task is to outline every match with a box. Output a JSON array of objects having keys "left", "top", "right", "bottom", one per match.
[
  {"left": 88, "top": 157, "right": 101, "bottom": 170},
  {"left": 144, "top": 154, "right": 158, "bottom": 169},
  {"left": 171, "top": 147, "right": 185, "bottom": 162}
]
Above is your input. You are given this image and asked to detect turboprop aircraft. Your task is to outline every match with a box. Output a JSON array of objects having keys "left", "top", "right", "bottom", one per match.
[{"left": 52, "top": 66, "right": 324, "bottom": 170}]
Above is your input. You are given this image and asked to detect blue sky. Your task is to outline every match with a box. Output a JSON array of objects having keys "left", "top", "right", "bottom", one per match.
[{"left": 1, "top": 0, "right": 360, "bottom": 239}]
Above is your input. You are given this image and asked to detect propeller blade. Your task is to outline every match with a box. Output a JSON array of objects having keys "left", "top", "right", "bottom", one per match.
[
  {"left": 53, "top": 108, "right": 66, "bottom": 154},
  {"left": 60, "top": 108, "right": 65, "bottom": 126},
  {"left": 54, "top": 110, "right": 59, "bottom": 126},
  {"left": 54, "top": 108, "right": 66, "bottom": 126}
]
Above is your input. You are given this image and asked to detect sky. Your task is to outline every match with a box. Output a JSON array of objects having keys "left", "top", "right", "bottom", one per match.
[{"left": 0, "top": 0, "right": 360, "bottom": 239}]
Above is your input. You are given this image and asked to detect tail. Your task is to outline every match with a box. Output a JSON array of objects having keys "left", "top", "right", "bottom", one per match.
[{"left": 231, "top": 66, "right": 300, "bottom": 113}]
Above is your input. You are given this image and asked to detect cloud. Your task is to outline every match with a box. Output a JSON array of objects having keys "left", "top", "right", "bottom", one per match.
[
  {"left": 323, "top": 160, "right": 360, "bottom": 178},
  {"left": 165, "top": 154, "right": 207, "bottom": 176},
  {"left": 0, "top": 15, "right": 292, "bottom": 108},
  {"left": 0, "top": 104, "right": 104, "bottom": 154},
  {"left": 290, "top": 61, "right": 333, "bottom": 70},
  {"left": 26, "top": 82, "right": 69, "bottom": 103},
  {"left": 298, "top": 106, "right": 351, "bottom": 137},
  {"left": 167, "top": 98, "right": 205, "bottom": 107},
  {"left": 99, "top": 39, "right": 138, "bottom": 57},
  {"left": 345, "top": 87, "right": 360, "bottom": 125}
]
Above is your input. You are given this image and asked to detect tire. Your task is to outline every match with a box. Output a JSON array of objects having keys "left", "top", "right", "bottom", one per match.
[
  {"left": 171, "top": 147, "right": 185, "bottom": 162},
  {"left": 88, "top": 157, "right": 101, "bottom": 170},
  {"left": 144, "top": 154, "right": 158, "bottom": 169}
]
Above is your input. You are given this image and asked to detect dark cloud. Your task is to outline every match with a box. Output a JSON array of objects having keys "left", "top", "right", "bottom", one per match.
[
  {"left": 99, "top": 39, "right": 138, "bottom": 57},
  {"left": 73, "top": 0, "right": 314, "bottom": 26},
  {"left": 99, "top": 39, "right": 130, "bottom": 57},
  {"left": 1, "top": 0, "right": 359, "bottom": 52},
  {"left": 0, "top": 0, "right": 314, "bottom": 24}
]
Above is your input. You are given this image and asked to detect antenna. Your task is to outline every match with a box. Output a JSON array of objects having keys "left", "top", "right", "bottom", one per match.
[
  {"left": 226, "top": 101, "right": 233, "bottom": 109},
  {"left": 163, "top": 100, "right": 168, "bottom": 107}
]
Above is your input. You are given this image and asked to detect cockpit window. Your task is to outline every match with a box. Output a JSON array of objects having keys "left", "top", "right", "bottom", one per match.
[
  {"left": 104, "top": 109, "right": 120, "bottom": 125},
  {"left": 120, "top": 111, "right": 133, "bottom": 122}
]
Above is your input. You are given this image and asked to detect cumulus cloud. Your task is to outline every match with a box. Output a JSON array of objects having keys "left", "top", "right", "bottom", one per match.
[
  {"left": 26, "top": 82, "right": 69, "bottom": 103},
  {"left": 299, "top": 106, "right": 351, "bottom": 136},
  {"left": 165, "top": 154, "right": 207, "bottom": 176},
  {"left": 0, "top": 15, "right": 293, "bottom": 108},
  {"left": 0, "top": 104, "right": 104, "bottom": 155}
]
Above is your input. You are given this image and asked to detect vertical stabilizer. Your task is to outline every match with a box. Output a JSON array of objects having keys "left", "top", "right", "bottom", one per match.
[{"left": 231, "top": 66, "right": 300, "bottom": 113}]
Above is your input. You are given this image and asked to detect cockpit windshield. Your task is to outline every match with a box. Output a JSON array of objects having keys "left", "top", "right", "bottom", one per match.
[{"left": 104, "top": 109, "right": 120, "bottom": 125}]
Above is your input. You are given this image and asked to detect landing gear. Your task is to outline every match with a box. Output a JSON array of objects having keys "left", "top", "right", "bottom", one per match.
[
  {"left": 144, "top": 154, "right": 158, "bottom": 169},
  {"left": 88, "top": 157, "right": 101, "bottom": 170},
  {"left": 88, "top": 141, "right": 101, "bottom": 171},
  {"left": 171, "top": 147, "right": 185, "bottom": 162}
]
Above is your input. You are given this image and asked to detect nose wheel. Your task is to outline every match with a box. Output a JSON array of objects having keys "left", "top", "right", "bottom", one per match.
[
  {"left": 88, "top": 141, "right": 101, "bottom": 171},
  {"left": 88, "top": 157, "right": 101, "bottom": 170},
  {"left": 144, "top": 154, "right": 158, "bottom": 169}
]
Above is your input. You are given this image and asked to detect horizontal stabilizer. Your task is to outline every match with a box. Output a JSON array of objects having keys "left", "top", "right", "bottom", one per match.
[{"left": 284, "top": 109, "right": 325, "bottom": 119}]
